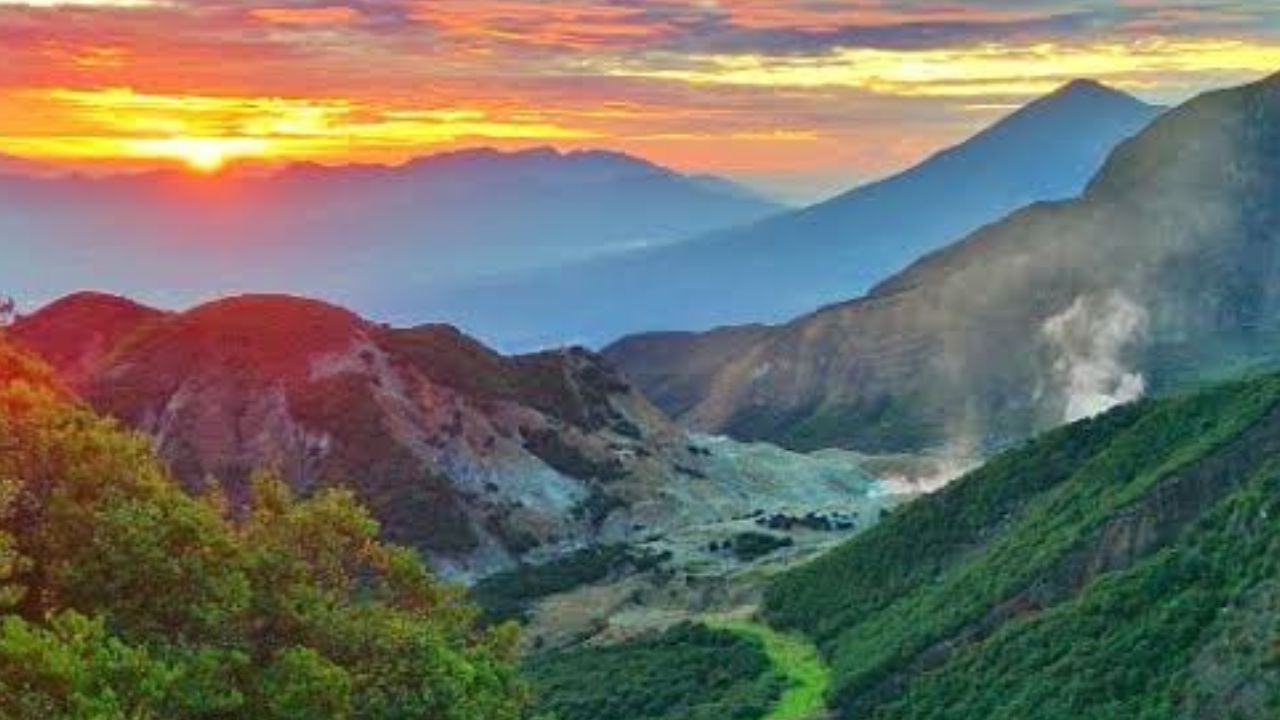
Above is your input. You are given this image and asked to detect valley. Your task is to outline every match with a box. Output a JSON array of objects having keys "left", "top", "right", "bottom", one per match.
[
  {"left": 524, "top": 371, "right": 1280, "bottom": 720},
  {"left": 3, "top": 21, "right": 1280, "bottom": 715}
]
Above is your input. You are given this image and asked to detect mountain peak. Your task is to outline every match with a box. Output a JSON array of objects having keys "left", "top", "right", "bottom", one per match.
[
  {"left": 11, "top": 292, "right": 167, "bottom": 387},
  {"left": 1047, "top": 78, "right": 1146, "bottom": 106},
  {"left": 23, "top": 291, "right": 158, "bottom": 316},
  {"left": 1056, "top": 77, "right": 1115, "bottom": 95},
  {"left": 952, "top": 78, "right": 1159, "bottom": 156},
  {"left": 1020, "top": 80, "right": 1158, "bottom": 121}
]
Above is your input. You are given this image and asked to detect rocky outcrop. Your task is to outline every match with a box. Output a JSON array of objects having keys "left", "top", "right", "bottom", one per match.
[{"left": 13, "top": 293, "right": 892, "bottom": 580}]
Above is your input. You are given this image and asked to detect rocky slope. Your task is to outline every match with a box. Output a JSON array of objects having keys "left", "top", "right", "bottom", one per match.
[
  {"left": 608, "top": 72, "right": 1280, "bottom": 454},
  {"left": 11, "top": 293, "right": 890, "bottom": 579},
  {"left": 432, "top": 80, "right": 1161, "bottom": 349}
]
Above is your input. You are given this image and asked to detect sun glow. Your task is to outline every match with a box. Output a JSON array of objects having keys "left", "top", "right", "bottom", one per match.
[
  {"left": 0, "top": 88, "right": 599, "bottom": 171},
  {"left": 129, "top": 137, "right": 272, "bottom": 173}
]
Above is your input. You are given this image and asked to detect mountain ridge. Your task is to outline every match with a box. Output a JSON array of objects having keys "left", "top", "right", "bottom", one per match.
[
  {"left": 0, "top": 146, "right": 781, "bottom": 319},
  {"left": 605, "top": 73, "right": 1280, "bottom": 454},
  {"left": 427, "top": 79, "right": 1163, "bottom": 350},
  {"left": 10, "top": 291, "right": 890, "bottom": 581}
]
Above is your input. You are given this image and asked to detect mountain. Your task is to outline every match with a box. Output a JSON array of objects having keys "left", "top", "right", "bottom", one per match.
[
  {"left": 0, "top": 147, "right": 781, "bottom": 316},
  {"left": 10, "top": 292, "right": 887, "bottom": 580},
  {"left": 0, "top": 331, "right": 62, "bottom": 396},
  {"left": 606, "top": 73, "right": 1280, "bottom": 454},
  {"left": 8, "top": 292, "right": 168, "bottom": 388},
  {"left": 0, "top": 153, "right": 60, "bottom": 178},
  {"left": 426, "top": 80, "right": 1162, "bottom": 350},
  {"left": 762, "top": 372, "right": 1280, "bottom": 719}
]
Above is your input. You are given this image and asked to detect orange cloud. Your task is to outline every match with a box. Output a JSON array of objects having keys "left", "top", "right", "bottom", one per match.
[
  {"left": 3, "top": 0, "right": 1280, "bottom": 187},
  {"left": 41, "top": 41, "right": 132, "bottom": 69},
  {"left": 411, "top": 1, "right": 673, "bottom": 50},
  {"left": 249, "top": 6, "right": 361, "bottom": 27},
  {"left": 711, "top": 0, "right": 1045, "bottom": 32},
  {"left": 0, "top": 87, "right": 601, "bottom": 170}
]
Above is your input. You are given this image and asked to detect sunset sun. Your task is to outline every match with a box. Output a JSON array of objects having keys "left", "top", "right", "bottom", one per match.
[
  {"left": 179, "top": 141, "right": 228, "bottom": 173},
  {"left": 132, "top": 137, "right": 271, "bottom": 174}
]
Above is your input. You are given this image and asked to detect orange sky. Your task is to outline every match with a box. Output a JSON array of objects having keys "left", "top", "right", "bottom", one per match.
[{"left": 4, "top": 1, "right": 1280, "bottom": 198}]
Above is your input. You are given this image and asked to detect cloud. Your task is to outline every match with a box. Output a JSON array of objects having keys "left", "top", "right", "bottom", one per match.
[
  {"left": 250, "top": 5, "right": 361, "bottom": 26},
  {"left": 409, "top": 1, "right": 676, "bottom": 51},
  {"left": 0, "top": 1, "right": 160, "bottom": 6},
  {"left": 3, "top": 0, "right": 1280, "bottom": 181},
  {"left": 597, "top": 38, "right": 1280, "bottom": 96},
  {"left": 0, "top": 86, "right": 598, "bottom": 167}
]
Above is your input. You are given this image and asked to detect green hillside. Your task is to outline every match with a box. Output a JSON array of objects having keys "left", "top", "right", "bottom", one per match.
[
  {"left": 526, "top": 623, "right": 784, "bottom": 720},
  {"left": 764, "top": 372, "right": 1280, "bottom": 719}
]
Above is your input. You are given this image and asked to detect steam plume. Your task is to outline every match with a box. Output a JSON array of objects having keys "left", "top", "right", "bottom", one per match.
[{"left": 1043, "top": 291, "right": 1149, "bottom": 422}]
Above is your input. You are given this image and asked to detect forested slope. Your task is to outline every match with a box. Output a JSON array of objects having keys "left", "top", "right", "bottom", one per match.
[{"left": 764, "top": 372, "right": 1280, "bottom": 719}]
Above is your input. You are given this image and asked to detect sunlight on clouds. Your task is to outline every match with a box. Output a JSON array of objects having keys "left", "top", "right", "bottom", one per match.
[
  {"left": 131, "top": 137, "right": 271, "bottom": 173},
  {"left": 0, "top": 0, "right": 160, "bottom": 6},
  {"left": 609, "top": 39, "right": 1280, "bottom": 97},
  {"left": 0, "top": 88, "right": 598, "bottom": 169},
  {"left": 4, "top": 1, "right": 1280, "bottom": 180},
  {"left": 250, "top": 6, "right": 361, "bottom": 26}
]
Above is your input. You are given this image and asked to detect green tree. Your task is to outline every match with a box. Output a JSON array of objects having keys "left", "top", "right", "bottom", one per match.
[{"left": 0, "top": 345, "right": 533, "bottom": 719}]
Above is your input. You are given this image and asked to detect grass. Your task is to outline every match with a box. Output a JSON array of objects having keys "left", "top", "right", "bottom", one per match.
[{"left": 708, "top": 617, "right": 830, "bottom": 720}]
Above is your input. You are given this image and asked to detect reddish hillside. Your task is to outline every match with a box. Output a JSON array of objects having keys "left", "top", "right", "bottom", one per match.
[
  {"left": 10, "top": 292, "right": 166, "bottom": 389},
  {"left": 0, "top": 333, "right": 60, "bottom": 393},
  {"left": 18, "top": 293, "right": 711, "bottom": 578}
]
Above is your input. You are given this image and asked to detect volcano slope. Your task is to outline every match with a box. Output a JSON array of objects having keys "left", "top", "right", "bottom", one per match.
[{"left": 608, "top": 73, "right": 1280, "bottom": 456}]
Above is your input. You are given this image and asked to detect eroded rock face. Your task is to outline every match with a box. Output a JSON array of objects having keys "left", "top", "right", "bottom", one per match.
[{"left": 14, "top": 293, "right": 892, "bottom": 580}]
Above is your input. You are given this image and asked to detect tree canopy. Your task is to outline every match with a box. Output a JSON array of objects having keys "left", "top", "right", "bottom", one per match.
[{"left": 0, "top": 343, "right": 534, "bottom": 719}]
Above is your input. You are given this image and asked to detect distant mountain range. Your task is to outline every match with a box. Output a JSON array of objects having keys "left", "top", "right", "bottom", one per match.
[
  {"left": 0, "top": 147, "right": 780, "bottom": 316},
  {"left": 606, "top": 73, "right": 1280, "bottom": 455},
  {"left": 0, "top": 153, "right": 61, "bottom": 178},
  {"left": 429, "top": 80, "right": 1163, "bottom": 350}
]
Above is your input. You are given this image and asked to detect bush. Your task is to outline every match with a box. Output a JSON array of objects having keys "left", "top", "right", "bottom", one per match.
[
  {"left": 472, "top": 544, "right": 669, "bottom": 624},
  {"left": 526, "top": 623, "right": 782, "bottom": 720},
  {"left": 730, "top": 531, "right": 793, "bottom": 562},
  {"left": 0, "top": 357, "right": 533, "bottom": 719}
]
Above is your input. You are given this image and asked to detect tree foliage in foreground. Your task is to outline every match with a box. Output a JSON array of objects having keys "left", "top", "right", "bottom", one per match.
[{"left": 0, "top": 362, "right": 534, "bottom": 719}]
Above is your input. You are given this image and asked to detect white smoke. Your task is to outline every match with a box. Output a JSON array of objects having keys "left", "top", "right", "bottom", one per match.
[{"left": 1042, "top": 291, "right": 1150, "bottom": 423}]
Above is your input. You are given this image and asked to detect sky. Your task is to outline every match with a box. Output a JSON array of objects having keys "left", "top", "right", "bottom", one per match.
[{"left": 3, "top": 1, "right": 1280, "bottom": 200}]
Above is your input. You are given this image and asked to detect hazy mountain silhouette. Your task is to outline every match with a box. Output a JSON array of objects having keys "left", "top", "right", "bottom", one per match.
[
  {"left": 0, "top": 147, "right": 780, "bottom": 314},
  {"left": 606, "top": 73, "right": 1280, "bottom": 454},
  {"left": 428, "top": 80, "right": 1162, "bottom": 350},
  {"left": 0, "top": 153, "right": 60, "bottom": 178}
]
